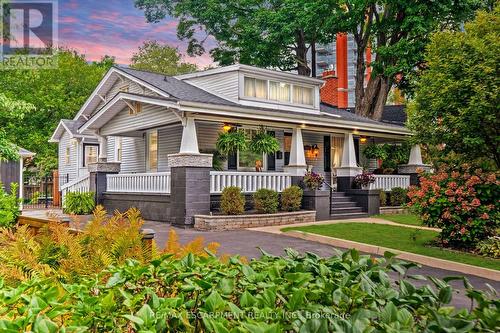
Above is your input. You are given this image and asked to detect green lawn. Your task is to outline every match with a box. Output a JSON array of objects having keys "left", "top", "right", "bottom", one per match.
[
  {"left": 283, "top": 223, "right": 500, "bottom": 271},
  {"left": 375, "top": 214, "right": 423, "bottom": 226}
]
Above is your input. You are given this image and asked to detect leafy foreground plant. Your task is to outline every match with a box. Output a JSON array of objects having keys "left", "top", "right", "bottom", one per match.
[
  {"left": 0, "top": 250, "right": 498, "bottom": 332},
  {"left": 0, "top": 206, "right": 220, "bottom": 285}
]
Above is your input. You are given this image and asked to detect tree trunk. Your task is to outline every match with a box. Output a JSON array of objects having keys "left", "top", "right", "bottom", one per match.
[
  {"left": 354, "top": 42, "right": 366, "bottom": 110},
  {"left": 295, "top": 30, "right": 311, "bottom": 76},
  {"left": 356, "top": 74, "right": 391, "bottom": 120},
  {"left": 311, "top": 41, "right": 316, "bottom": 77}
]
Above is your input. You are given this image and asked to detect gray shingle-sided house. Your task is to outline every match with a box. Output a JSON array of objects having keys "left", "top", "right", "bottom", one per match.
[
  {"left": 50, "top": 64, "right": 426, "bottom": 224},
  {"left": 0, "top": 147, "right": 35, "bottom": 207}
]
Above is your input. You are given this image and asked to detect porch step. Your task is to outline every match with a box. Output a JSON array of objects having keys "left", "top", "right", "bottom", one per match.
[
  {"left": 331, "top": 192, "right": 349, "bottom": 198},
  {"left": 331, "top": 201, "right": 359, "bottom": 209},
  {"left": 331, "top": 207, "right": 364, "bottom": 214},
  {"left": 329, "top": 212, "right": 370, "bottom": 220}
]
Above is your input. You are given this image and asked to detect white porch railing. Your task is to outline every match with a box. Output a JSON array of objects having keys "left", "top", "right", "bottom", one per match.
[
  {"left": 61, "top": 175, "right": 90, "bottom": 201},
  {"left": 210, "top": 171, "right": 292, "bottom": 194},
  {"left": 369, "top": 175, "right": 411, "bottom": 191},
  {"left": 107, "top": 172, "right": 171, "bottom": 194}
]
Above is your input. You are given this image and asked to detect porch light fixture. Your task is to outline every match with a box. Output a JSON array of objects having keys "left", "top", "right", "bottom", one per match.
[
  {"left": 222, "top": 123, "right": 233, "bottom": 132},
  {"left": 360, "top": 136, "right": 368, "bottom": 144},
  {"left": 305, "top": 144, "right": 320, "bottom": 159}
]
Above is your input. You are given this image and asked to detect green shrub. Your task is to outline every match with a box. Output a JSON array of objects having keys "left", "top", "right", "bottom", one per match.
[
  {"left": 281, "top": 186, "right": 303, "bottom": 211},
  {"left": 253, "top": 188, "right": 279, "bottom": 214},
  {"left": 475, "top": 236, "right": 500, "bottom": 259},
  {"left": 63, "top": 191, "right": 95, "bottom": 215},
  {"left": 220, "top": 186, "right": 245, "bottom": 215},
  {"left": 379, "top": 190, "right": 387, "bottom": 207},
  {"left": 390, "top": 187, "right": 408, "bottom": 206},
  {"left": 0, "top": 182, "right": 20, "bottom": 228},
  {"left": 0, "top": 250, "right": 498, "bottom": 332}
]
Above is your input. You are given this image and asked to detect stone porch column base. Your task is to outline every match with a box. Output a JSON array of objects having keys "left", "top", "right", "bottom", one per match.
[
  {"left": 88, "top": 162, "right": 121, "bottom": 205},
  {"left": 398, "top": 164, "right": 432, "bottom": 186},
  {"left": 168, "top": 153, "right": 213, "bottom": 228},
  {"left": 284, "top": 165, "right": 307, "bottom": 177}
]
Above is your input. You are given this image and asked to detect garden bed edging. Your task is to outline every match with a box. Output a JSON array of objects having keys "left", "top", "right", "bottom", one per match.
[{"left": 194, "top": 210, "right": 316, "bottom": 231}]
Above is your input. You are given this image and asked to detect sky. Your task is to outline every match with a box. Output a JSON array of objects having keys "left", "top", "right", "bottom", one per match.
[{"left": 57, "top": 0, "right": 214, "bottom": 67}]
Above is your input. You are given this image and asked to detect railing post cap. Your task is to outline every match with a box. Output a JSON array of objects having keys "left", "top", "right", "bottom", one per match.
[{"left": 141, "top": 228, "right": 156, "bottom": 239}]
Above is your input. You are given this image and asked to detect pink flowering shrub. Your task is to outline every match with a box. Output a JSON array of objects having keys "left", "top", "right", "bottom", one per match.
[{"left": 408, "top": 164, "right": 499, "bottom": 248}]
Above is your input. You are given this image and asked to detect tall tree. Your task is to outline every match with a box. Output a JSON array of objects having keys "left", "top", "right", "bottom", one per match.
[
  {"left": 130, "top": 40, "right": 197, "bottom": 75},
  {"left": 0, "top": 50, "right": 113, "bottom": 172},
  {"left": 134, "top": 0, "right": 336, "bottom": 76},
  {"left": 408, "top": 7, "right": 500, "bottom": 168},
  {"left": 136, "top": 0, "right": 478, "bottom": 119},
  {"left": 336, "top": 0, "right": 480, "bottom": 119}
]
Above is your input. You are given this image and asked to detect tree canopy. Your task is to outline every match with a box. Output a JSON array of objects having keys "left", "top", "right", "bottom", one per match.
[
  {"left": 130, "top": 40, "right": 197, "bottom": 75},
  {"left": 135, "top": 0, "right": 480, "bottom": 119},
  {"left": 0, "top": 50, "right": 113, "bottom": 172},
  {"left": 408, "top": 7, "right": 500, "bottom": 168}
]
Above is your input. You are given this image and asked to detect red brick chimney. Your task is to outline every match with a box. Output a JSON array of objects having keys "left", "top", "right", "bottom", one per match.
[{"left": 320, "top": 69, "right": 338, "bottom": 107}]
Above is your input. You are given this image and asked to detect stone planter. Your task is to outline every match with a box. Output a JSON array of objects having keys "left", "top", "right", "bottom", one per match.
[
  {"left": 194, "top": 211, "right": 316, "bottom": 231},
  {"left": 302, "top": 189, "right": 330, "bottom": 221}
]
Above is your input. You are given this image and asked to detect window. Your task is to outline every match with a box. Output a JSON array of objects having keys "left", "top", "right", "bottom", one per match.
[
  {"left": 238, "top": 129, "right": 264, "bottom": 171},
  {"left": 146, "top": 130, "right": 158, "bottom": 172},
  {"left": 83, "top": 144, "right": 99, "bottom": 167},
  {"left": 115, "top": 137, "right": 122, "bottom": 162},
  {"left": 244, "top": 77, "right": 267, "bottom": 99},
  {"left": 269, "top": 81, "right": 290, "bottom": 102},
  {"left": 293, "top": 85, "right": 314, "bottom": 105},
  {"left": 242, "top": 76, "right": 315, "bottom": 107},
  {"left": 65, "top": 147, "right": 70, "bottom": 165}
]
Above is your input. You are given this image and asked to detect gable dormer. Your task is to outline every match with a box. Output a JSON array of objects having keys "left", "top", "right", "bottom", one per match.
[{"left": 176, "top": 64, "right": 323, "bottom": 113}]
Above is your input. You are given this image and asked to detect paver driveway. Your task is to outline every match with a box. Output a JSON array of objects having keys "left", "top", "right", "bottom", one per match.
[{"left": 144, "top": 221, "right": 500, "bottom": 309}]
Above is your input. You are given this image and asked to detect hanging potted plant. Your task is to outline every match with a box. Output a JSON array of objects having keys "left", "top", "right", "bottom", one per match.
[
  {"left": 249, "top": 127, "right": 280, "bottom": 155},
  {"left": 216, "top": 130, "right": 248, "bottom": 155},
  {"left": 362, "top": 144, "right": 388, "bottom": 171}
]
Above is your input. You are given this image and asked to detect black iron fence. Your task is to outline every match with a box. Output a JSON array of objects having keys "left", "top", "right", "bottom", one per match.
[{"left": 23, "top": 173, "right": 61, "bottom": 209}]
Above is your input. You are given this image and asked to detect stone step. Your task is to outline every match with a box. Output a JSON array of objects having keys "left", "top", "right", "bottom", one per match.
[
  {"left": 331, "top": 207, "right": 364, "bottom": 214},
  {"left": 331, "top": 192, "right": 348, "bottom": 197},
  {"left": 329, "top": 212, "right": 370, "bottom": 220},
  {"left": 331, "top": 201, "right": 359, "bottom": 208}
]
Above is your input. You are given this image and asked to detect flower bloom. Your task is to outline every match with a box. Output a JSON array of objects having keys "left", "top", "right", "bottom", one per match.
[{"left": 470, "top": 198, "right": 481, "bottom": 207}]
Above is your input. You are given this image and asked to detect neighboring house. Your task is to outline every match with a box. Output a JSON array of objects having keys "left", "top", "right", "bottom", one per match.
[
  {"left": 0, "top": 147, "right": 35, "bottom": 202},
  {"left": 50, "top": 64, "right": 419, "bottom": 221}
]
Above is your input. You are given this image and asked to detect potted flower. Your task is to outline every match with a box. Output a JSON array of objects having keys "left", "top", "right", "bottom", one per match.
[
  {"left": 354, "top": 172, "right": 376, "bottom": 189},
  {"left": 302, "top": 171, "right": 325, "bottom": 190}
]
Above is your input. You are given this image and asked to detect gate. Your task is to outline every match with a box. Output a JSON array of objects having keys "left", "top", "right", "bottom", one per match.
[{"left": 22, "top": 171, "right": 61, "bottom": 209}]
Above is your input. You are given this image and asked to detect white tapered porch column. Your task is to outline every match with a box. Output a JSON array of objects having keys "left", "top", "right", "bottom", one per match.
[
  {"left": 335, "top": 133, "right": 362, "bottom": 191},
  {"left": 398, "top": 144, "right": 431, "bottom": 185},
  {"left": 98, "top": 135, "right": 108, "bottom": 162},
  {"left": 284, "top": 127, "right": 307, "bottom": 176},
  {"left": 179, "top": 117, "right": 200, "bottom": 154},
  {"left": 168, "top": 116, "right": 212, "bottom": 227}
]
